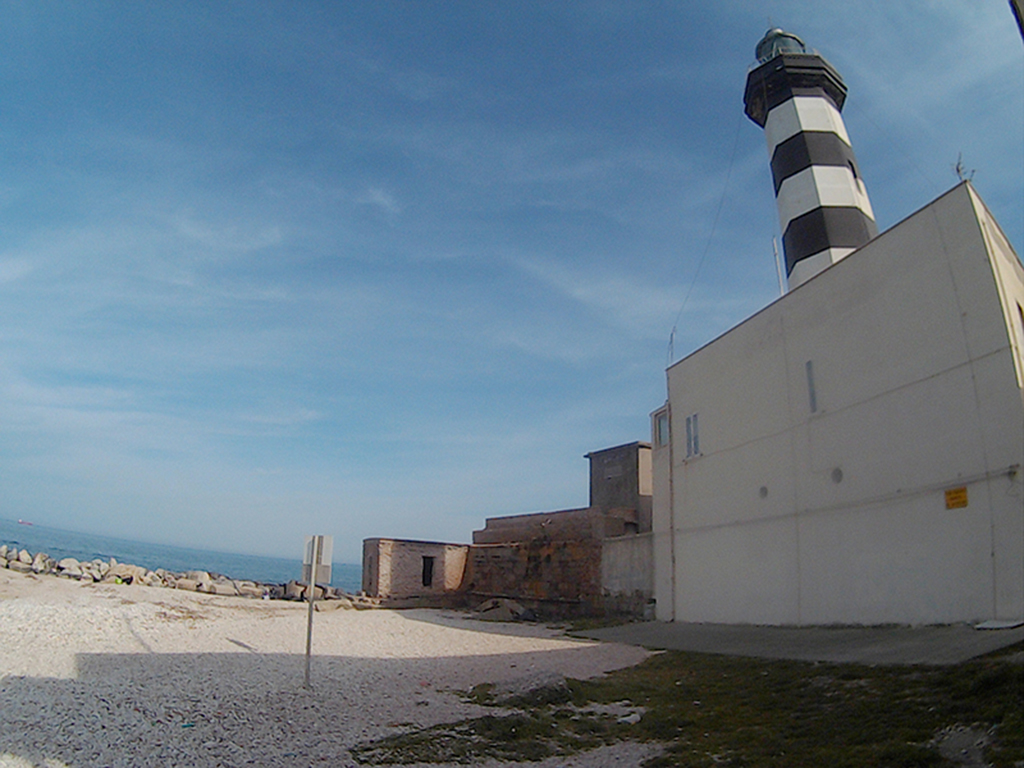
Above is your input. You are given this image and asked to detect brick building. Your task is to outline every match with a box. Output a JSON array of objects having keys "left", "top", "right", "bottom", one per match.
[{"left": 362, "top": 441, "right": 654, "bottom": 616}]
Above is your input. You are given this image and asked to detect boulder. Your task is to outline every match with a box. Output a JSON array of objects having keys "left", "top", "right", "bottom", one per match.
[
  {"left": 351, "top": 595, "right": 381, "bottom": 610},
  {"left": 17, "top": 549, "right": 32, "bottom": 565},
  {"left": 31, "top": 552, "right": 53, "bottom": 574},
  {"left": 489, "top": 672, "right": 571, "bottom": 706},
  {"left": 296, "top": 583, "right": 325, "bottom": 601},
  {"left": 186, "top": 570, "right": 211, "bottom": 583},
  {"left": 475, "top": 598, "right": 530, "bottom": 622},
  {"left": 280, "top": 581, "right": 324, "bottom": 601},
  {"left": 8, "top": 560, "right": 32, "bottom": 573},
  {"left": 61, "top": 563, "right": 84, "bottom": 578},
  {"left": 104, "top": 563, "right": 148, "bottom": 584},
  {"left": 0, "top": 545, "right": 7, "bottom": 559},
  {"left": 235, "top": 582, "right": 263, "bottom": 599},
  {"left": 315, "top": 596, "right": 354, "bottom": 611},
  {"left": 175, "top": 578, "right": 199, "bottom": 592},
  {"left": 157, "top": 569, "right": 180, "bottom": 587},
  {"left": 57, "top": 557, "right": 81, "bottom": 573},
  {"left": 199, "top": 581, "right": 238, "bottom": 597}
]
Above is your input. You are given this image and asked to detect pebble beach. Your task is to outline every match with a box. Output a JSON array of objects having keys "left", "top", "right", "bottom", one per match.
[{"left": 0, "top": 568, "right": 653, "bottom": 767}]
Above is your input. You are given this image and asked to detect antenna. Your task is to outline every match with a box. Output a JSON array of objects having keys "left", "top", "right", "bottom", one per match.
[
  {"left": 664, "top": 112, "right": 744, "bottom": 373},
  {"left": 954, "top": 152, "right": 976, "bottom": 182}
]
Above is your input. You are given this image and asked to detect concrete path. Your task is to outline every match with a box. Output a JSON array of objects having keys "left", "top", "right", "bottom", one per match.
[{"left": 574, "top": 621, "right": 1024, "bottom": 666}]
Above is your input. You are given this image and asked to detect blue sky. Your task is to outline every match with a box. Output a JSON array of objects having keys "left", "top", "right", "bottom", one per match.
[{"left": 1, "top": 2, "right": 1021, "bottom": 563}]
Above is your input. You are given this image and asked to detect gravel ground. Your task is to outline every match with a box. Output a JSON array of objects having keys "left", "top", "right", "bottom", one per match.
[{"left": 0, "top": 570, "right": 653, "bottom": 767}]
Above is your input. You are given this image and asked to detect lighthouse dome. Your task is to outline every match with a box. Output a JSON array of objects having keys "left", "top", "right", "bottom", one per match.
[{"left": 755, "top": 28, "right": 807, "bottom": 63}]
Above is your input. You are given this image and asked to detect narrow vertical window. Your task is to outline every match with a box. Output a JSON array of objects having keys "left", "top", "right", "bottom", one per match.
[
  {"left": 421, "top": 556, "right": 435, "bottom": 588},
  {"left": 656, "top": 412, "right": 669, "bottom": 447},
  {"left": 806, "top": 360, "right": 817, "bottom": 414},
  {"left": 685, "top": 413, "right": 700, "bottom": 457}
]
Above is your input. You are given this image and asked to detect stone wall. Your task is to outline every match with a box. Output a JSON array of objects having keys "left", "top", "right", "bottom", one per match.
[
  {"left": 472, "top": 507, "right": 640, "bottom": 544},
  {"left": 462, "top": 539, "right": 603, "bottom": 613}
]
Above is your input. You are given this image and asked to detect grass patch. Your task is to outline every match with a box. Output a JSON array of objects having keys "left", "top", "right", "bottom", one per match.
[
  {"left": 351, "top": 641, "right": 1024, "bottom": 766},
  {"left": 350, "top": 704, "right": 631, "bottom": 764}
]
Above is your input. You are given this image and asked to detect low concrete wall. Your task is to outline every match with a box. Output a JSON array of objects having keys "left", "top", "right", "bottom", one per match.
[{"left": 602, "top": 533, "right": 653, "bottom": 616}]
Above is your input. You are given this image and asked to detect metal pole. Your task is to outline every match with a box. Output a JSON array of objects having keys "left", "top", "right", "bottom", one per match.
[{"left": 303, "top": 535, "right": 321, "bottom": 690}]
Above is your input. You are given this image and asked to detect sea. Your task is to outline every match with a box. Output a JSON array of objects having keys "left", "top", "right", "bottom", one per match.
[{"left": 0, "top": 518, "right": 362, "bottom": 593}]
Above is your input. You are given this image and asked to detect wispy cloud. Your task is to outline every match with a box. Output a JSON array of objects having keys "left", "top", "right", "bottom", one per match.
[
  {"left": 513, "top": 256, "right": 688, "bottom": 337},
  {"left": 0, "top": 258, "right": 33, "bottom": 284},
  {"left": 175, "top": 215, "right": 283, "bottom": 254},
  {"left": 0, "top": 3, "right": 1017, "bottom": 560},
  {"left": 356, "top": 187, "right": 401, "bottom": 216}
]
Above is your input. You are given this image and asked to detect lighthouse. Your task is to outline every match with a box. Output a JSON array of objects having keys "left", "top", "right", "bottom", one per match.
[{"left": 744, "top": 29, "right": 877, "bottom": 290}]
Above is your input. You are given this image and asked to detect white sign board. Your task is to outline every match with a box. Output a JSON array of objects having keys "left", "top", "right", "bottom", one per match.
[{"left": 302, "top": 534, "right": 333, "bottom": 585}]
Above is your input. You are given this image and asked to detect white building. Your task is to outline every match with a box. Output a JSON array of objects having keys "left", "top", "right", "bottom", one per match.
[{"left": 651, "top": 181, "right": 1024, "bottom": 625}]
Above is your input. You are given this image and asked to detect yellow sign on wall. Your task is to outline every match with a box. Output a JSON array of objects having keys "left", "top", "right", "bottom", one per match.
[{"left": 945, "top": 487, "right": 968, "bottom": 509}]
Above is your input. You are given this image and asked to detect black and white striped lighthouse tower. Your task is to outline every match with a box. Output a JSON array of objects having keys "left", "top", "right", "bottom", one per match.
[{"left": 744, "top": 29, "right": 877, "bottom": 290}]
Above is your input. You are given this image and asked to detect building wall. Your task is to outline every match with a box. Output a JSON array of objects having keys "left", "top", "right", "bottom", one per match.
[
  {"left": 651, "top": 405, "right": 675, "bottom": 622},
  {"left": 654, "top": 183, "right": 1024, "bottom": 625},
  {"left": 362, "top": 538, "right": 469, "bottom": 599},
  {"left": 587, "top": 442, "right": 653, "bottom": 531},
  {"left": 602, "top": 532, "right": 653, "bottom": 615}
]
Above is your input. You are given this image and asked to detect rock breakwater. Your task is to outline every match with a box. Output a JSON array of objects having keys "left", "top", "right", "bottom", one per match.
[{"left": 0, "top": 543, "right": 379, "bottom": 608}]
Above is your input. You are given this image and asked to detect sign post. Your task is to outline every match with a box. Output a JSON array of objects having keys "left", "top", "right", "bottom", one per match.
[{"left": 302, "top": 534, "right": 333, "bottom": 690}]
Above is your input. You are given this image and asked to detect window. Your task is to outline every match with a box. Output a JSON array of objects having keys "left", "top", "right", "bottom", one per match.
[
  {"left": 421, "top": 556, "right": 435, "bottom": 588},
  {"left": 656, "top": 412, "right": 670, "bottom": 447},
  {"left": 685, "top": 413, "right": 699, "bottom": 457},
  {"left": 806, "top": 360, "right": 818, "bottom": 413}
]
